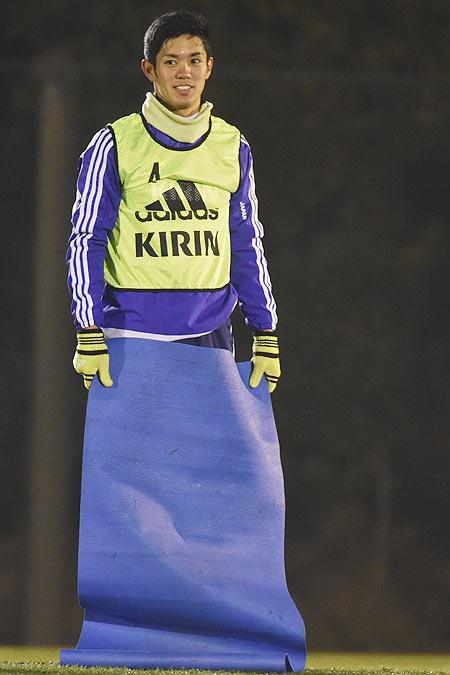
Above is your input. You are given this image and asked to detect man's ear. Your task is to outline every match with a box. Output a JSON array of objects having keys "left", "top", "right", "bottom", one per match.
[
  {"left": 205, "top": 56, "right": 214, "bottom": 81},
  {"left": 141, "top": 59, "right": 156, "bottom": 82}
]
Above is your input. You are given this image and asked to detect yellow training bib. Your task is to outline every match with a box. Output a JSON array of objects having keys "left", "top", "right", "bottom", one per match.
[{"left": 104, "top": 113, "right": 241, "bottom": 291}]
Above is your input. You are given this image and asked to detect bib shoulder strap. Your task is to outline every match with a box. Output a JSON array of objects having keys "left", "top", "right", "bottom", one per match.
[{"left": 109, "top": 112, "right": 142, "bottom": 141}]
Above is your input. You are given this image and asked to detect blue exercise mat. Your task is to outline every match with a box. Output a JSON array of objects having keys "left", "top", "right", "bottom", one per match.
[{"left": 61, "top": 339, "right": 306, "bottom": 671}]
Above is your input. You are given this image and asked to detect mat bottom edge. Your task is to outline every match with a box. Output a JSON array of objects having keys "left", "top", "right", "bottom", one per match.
[{"left": 60, "top": 647, "right": 306, "bottom": 672}]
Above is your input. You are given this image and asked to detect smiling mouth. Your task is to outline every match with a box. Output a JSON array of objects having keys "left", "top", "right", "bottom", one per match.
[{"left": 174, "top": 84, "right": 193, "bottom": 90}]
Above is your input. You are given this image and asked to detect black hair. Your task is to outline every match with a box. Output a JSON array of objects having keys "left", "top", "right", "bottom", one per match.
[{"left": 143, "top": 9, "right": 212, "bottom": 66}]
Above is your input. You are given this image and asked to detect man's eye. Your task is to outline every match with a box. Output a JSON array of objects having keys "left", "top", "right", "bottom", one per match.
[
  {"left": 164, "top": 60, "right": 176, "bottom": 65},
  {"left": 191, "top": 58, "right": 201, "bottom": 64}
]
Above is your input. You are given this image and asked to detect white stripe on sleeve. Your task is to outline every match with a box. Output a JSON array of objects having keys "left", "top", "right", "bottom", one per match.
[
  {"left": 240, "top": 136, "right": 278, "bottom": 327},
  {"left": 68, "top": 128, "right": 114, "bottom": 326}
]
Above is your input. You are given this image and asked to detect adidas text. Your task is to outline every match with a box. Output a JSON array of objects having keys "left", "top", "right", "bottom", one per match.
[{"left": 135, "top": 208, "right": 219, "bottom": 222}]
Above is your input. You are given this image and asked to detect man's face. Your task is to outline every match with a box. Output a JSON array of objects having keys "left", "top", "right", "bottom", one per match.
[{"left": 141, "top": 34, "right": 213, "bottom": 117}]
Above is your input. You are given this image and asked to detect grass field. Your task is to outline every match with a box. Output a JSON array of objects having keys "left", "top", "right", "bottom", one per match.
[{"left": 0, "top": 647, "right": 448, "bottom": 675}]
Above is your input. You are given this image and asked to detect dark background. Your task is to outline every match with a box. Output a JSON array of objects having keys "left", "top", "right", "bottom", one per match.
[{"left": 1, "top": 0, "right": 449, "bottom": 652}]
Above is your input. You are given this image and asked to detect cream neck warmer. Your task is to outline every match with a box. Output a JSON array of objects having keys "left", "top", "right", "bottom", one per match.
[{"left": 141, "top": 92, "right": 213, "bottom": 143}]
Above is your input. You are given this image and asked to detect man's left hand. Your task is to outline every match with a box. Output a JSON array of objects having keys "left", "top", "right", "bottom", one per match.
[{"left": 249, "top": 332, "right": 281, "bottom": 393}]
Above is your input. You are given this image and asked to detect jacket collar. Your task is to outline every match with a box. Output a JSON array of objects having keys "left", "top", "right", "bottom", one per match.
[{"left": 141, "top": 92, "right": 213, "bottom": 144}]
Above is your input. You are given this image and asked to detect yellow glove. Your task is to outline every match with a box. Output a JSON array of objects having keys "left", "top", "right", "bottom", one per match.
[
  {"left": 249, "top": 332, "right": 281, "bottom": 394},
  {"left": 73, "top": 328, "right": 113, "bottom": 391}
]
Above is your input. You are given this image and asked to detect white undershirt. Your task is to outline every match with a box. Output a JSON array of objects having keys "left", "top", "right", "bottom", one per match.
[{"left": 103, "top": 328, "right": 210, "bottom": 341}]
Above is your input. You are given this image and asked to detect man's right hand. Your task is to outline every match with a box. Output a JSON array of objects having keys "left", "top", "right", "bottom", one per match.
[{"left": 73, "top": 328, "right": 113, "bottom": 390}]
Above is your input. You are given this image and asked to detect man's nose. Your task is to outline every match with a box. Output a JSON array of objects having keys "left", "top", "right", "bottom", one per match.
[{"left": 176, "top": 61, "right": 191, "bottom": 77}]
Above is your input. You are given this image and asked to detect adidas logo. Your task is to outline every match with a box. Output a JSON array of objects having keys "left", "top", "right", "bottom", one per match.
[{"left": 135, "top": 180, "right": 218, "bottom": 222}]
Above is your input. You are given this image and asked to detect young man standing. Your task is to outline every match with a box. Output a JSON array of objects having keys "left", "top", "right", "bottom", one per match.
[
  {"left": 68, "top": 9, "right": 280, "bottom": 392},
  {"left": 63, "top": 13, "right": 308, "bottom": 671}
]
